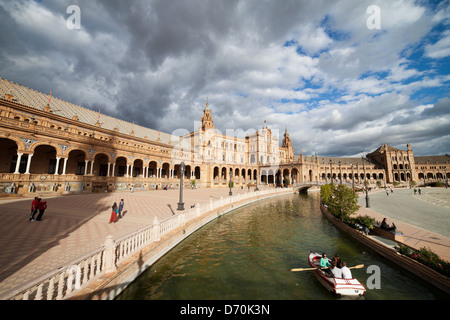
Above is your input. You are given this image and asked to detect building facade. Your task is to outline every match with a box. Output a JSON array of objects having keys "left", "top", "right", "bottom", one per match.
[{"left": 0, "top": 77, "right": 448, "bottom": 196}]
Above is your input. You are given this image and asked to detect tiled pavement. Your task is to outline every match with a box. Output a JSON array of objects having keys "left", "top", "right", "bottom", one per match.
[
  {"left": 0, "top": 187, "right": 256, "bottom": 298},
  {"left": 357, "top": 187, "right": 450, "bottom": 261},
  {"left": 0, "top": 186, "right": 449, "bottom": 299}
]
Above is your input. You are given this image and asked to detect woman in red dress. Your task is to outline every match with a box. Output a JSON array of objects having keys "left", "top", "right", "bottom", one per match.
[{"left": 109, "top": 202, "right": 118, "bottom": 223}]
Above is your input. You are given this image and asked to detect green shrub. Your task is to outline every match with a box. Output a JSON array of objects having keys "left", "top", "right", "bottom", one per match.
[
  {"left": 344, "top": 214, "right": 375, "bottom": 230},
  {"left": 395, "top": 244, "right": 450, "bottom": 277}
]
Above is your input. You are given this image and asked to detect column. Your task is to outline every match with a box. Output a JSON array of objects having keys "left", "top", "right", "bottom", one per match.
[
  {"left": 54, "top": 157, "right": 61, "bottom": 175},
  {"left": 62, "top": 157, "right": 68, "bottom": 175},
  {"left": 130, "top": 164, "right": 134, "bottom": 178},
  {"left": 111, "top": 163, "right": 116, "bottom": 177},
  {"left": 25, "top": 153, "right": 33, "bottom": 174},
  {"left": 84, "top": 160, "right": 89, "bottom": 175},
  {"left": 14, "top": 153, "right": 23, "bottom": 174},
  {"left": 90, "top": 160, "right": 94, "bottom": 175},
  {"left": 107, "top": 163, "right": 111, "bottom": 177},
  {"left": 126, "top": 164, "right": 130, "bottom": 177}
]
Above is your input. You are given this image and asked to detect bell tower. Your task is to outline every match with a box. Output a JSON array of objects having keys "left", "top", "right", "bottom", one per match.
[
  {"left": 201, "top": 99, "right": 215, "bottom": 131},
  {"left": 281, "top": 128, "right": 295, "bottom": 161}
]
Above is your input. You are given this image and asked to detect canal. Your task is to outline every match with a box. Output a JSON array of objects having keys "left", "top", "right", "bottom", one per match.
[{"left": 116, "top": 192, "right": 446, "bottom": 300}]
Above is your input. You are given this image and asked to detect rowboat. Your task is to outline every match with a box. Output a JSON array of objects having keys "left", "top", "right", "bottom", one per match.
[{"left": 308, "top": 251, "right": 366, "bottom": 296}]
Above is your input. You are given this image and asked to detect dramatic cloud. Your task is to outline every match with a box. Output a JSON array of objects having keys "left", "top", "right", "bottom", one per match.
[{"left": 0, "top": 0, "right": 449, "bottom": 156}]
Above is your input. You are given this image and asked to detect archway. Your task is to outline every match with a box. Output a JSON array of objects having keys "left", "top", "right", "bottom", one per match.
[
  {"left": 66, "top": 149, "right": 87, "bottom": 175},
  {"left": 93, "top": 153, "right": 109, "bottom": 176},
  {"left": 0, "top": 138, "right": 21, "bottom": 173},
  {"left": 148, "top": 161, "right": 158, "bottom": 178},
  {"left": 30, "top": 145, "right": 58, "bottom": 174},
  {"left": 115, "top": 157, "right": 128, "bottom": 177},
  {"left": 132, "top": 159, "right": 143, "bottom": 177}
]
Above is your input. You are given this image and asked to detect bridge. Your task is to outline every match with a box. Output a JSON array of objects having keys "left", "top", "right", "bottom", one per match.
[{"left": 292, "top": 182, "right": 325, "bottom": 194}]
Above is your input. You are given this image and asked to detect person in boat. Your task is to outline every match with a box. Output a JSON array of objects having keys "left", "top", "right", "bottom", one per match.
[
  {"left": 380, "top": 218, "right": 396, "bottom": 232},
  {"left": 341, "top": 261, "right": 352, "bottom": 279},
  {"left": 331, "top": 253, "right": 342, "bottom": 268},
  {"left": 320, "top": 253, "right": 330, "bottom": 269},
  {"left": 320, "top": 253, "right": 333, "bottom": 276},
  {"left": 330, "top": 262, "right": 342, "bottom": 278}
]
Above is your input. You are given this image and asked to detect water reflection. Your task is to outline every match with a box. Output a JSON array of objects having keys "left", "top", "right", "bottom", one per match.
[{"left": 117, "top": 193, "right": 446, "bottom": 300}]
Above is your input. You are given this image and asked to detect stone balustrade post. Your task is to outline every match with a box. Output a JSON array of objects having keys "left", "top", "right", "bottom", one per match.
[
  {"left": 196, "top": 202, "right": 200, "bottom": 217},
  {"left": 103, "top": 235, "right": 116, "bottom": 273},
  {"left": 153, "top": 216, "right": 160, "bottom": 241}
]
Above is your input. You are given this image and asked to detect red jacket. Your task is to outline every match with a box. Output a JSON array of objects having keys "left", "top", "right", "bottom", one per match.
[
  {"left": 37, "top": 201, "right": 47, "bottom": 210},
  {"left": 31, "top": 199, "right": 38, "bottom": 210}
]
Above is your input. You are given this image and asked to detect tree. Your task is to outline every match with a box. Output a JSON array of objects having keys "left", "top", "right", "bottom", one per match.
[
  {"left": 320, "top": 183, "right": 334, "bottom": 206},
  {"left": 321, "top": 183, "right": 360, "bottom": 220}
]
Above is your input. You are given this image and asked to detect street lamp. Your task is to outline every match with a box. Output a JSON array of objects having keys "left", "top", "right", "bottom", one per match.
[
  {"left": 177, "top": 162, "right": 185, "bottom": 211},
  {"left": 329, "top": 159, "right": 333, "bottom": 184},
  {"left": 351, "top": 163, "right": 354, "bottom": 191},
  {"left": 362, "top": 154, "right": 370, "bottom": 208},
  {"left": 339, "top": 161, "right": 342, "bottom": 184},
  {"left": 444, "top": 168, "right": 448, "bottom": 188},
  {"left": 229, "top": 170, "right": 233, "bottom": 196}
]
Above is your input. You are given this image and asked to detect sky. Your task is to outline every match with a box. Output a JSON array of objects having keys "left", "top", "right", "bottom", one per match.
[{"left": 0, "top": 0, "right": 449, "bottom": 157}]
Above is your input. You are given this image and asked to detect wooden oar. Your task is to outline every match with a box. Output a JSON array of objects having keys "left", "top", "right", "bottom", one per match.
[{"left": 290, "top": 264, "right": 364, "bottom": 272}]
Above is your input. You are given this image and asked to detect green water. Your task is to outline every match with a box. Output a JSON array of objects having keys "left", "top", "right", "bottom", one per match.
[{"left": 117, "top": 193, "right": 447, "bottom": 300}]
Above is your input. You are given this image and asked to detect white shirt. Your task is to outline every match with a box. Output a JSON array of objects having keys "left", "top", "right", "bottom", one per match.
[
  {"left": 341, "top": 266, "right": 352, "bottom": 279},
  {"left": 331, "top": 267, "right": 342, "bottom": 278}
]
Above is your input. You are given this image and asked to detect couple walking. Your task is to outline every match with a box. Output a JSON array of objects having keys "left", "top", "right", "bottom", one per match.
[
  {"left": 29, "top": 197, "right": 47, "bottom": 221},
  {"left": 109, "top": 199, "right": 125, "bottom": 223}
]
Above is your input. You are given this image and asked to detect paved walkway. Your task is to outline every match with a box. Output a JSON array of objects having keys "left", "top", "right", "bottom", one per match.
[
  {"left": 357, "top": 187, "right": 450, "bottom": 261},
  {"left": 0, "top": 187, "right": 263, "bottom": 299}
]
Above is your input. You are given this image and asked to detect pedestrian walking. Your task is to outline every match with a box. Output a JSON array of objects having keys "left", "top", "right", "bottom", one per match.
[
  {"left": 118, "top": 199, "right": 124, "bottom": 218},
  {"left": 29, "top": 196, "right": 39, "bottom": 221},
  {"left": 35, "top": 198, "right": 47, "bottom": 221},
  {"left": 109, "top": 202, "right": 118, "bottom": 223}
]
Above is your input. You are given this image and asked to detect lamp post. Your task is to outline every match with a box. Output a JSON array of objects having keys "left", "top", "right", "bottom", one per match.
[
  {"left": 351, "top": 163, "right": 354, "bottom": 191},
  {"left": 177, "top": 162, "right": 185, "bottom": 211},
  {"left": 444, "top": 168, "right": 448, "bottom": 188},
  {"left": 339, "top": 161, "right": 342, "bottom": 184},
  {"left": 329, "top": 159, "right": 333, "bottom": 184},
  {"left": 229, "top": 170, "right": 233, "bottom": 196},
  {"left": 362, "top": 155, "right": 370, "bottom": 208}
]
